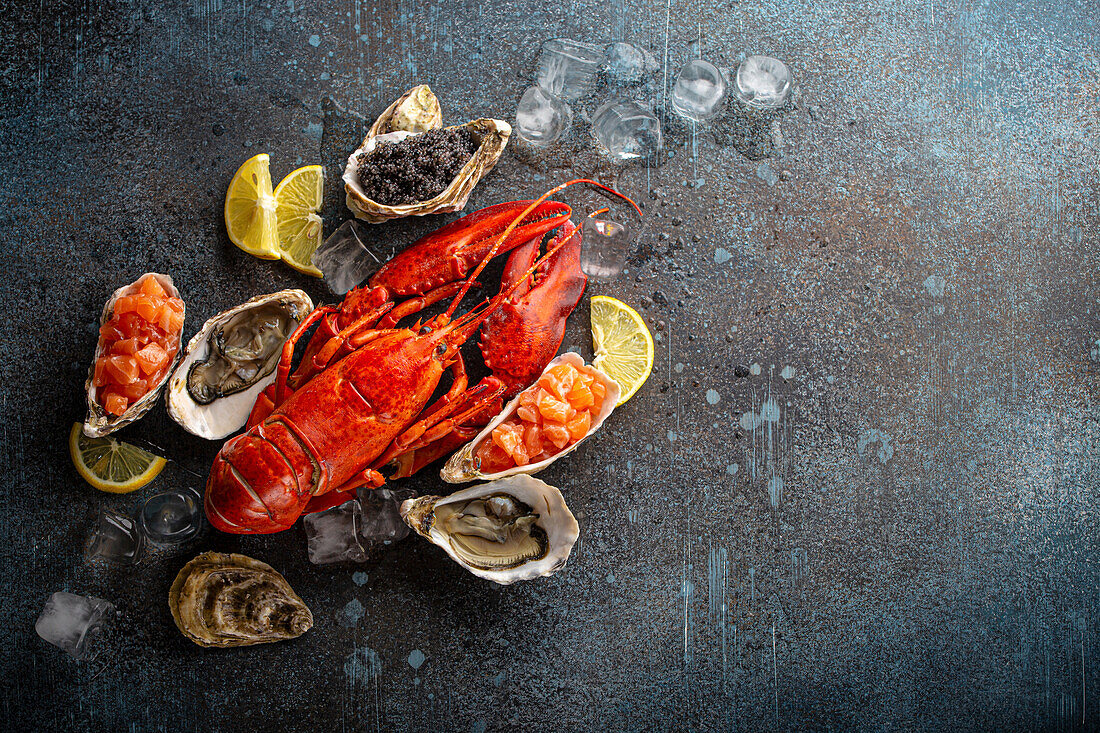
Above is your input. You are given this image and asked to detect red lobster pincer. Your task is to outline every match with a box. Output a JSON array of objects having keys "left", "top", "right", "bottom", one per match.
[{"left": 206, "top": 180, "right": 640, "bottom": 534}]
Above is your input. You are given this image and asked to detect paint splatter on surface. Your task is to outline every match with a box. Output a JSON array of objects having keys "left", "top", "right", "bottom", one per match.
[{"left": 2, "top": 0, "right": 1098, "bottom": 730}]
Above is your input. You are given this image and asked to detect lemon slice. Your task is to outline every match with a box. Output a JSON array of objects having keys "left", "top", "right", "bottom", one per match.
[
  {"left": 69, "top": 423, "right": 166, "bottom": 493},
  {"left": 224, "top": 153, "right": 280, "bottom": 260},
  {"left": 590, "top": 295, "right": 654, "bottom": 406},
  {"left": 274, "top": 164, "right": 324, "bottom": 277}
]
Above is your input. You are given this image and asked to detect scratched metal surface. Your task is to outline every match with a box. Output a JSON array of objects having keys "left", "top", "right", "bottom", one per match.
[{"left": 1, "top": 0, "right": 1098, "bottom": 730}]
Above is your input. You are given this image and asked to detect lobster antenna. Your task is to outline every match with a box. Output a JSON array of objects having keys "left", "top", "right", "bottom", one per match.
[{"left": 443, "top": 179, "right": 642, "bottom": 319}]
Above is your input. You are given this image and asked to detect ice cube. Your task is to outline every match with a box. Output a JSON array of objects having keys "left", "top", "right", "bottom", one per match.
[
  {"left": 580, "top": 217, "right": 631, "bottom": 281},
  {"left": 734, "top": 55, "right": 791, "bottom": 110},
  {"left": 303, "top": 499, "right": 367, "bottom": 565},
  {"left": 605, "top": 42, "right": 658, "bottom": 86},
  {"left": 359, "top": 488, "right": 411, "bottom": 545},
  {"left": 590, "top": 99, "right": 663, "bottom": 161},
  {"left": 671, "top": 59, "right": 727, "bottom": 122},
  {"left": 35, "top": 592, "right": 115, "bottom": 660},
  {"left": 515, "top": 86, "right": 572, "bottom": 147},
  {"left": 139, "top": 488, "right": 202, "bottom": 547},
  {"left": 535, "top": 39, "right": 605, "bottom": 101},
  {"left": 84, "top": 509, "right": 143, "bottom": 564},
  {"left": 311, "top": 220, "right": 380, "bottom": 295}
]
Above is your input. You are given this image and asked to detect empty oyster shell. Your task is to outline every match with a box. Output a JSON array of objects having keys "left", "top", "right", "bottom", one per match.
[
  {"left": 166, "top": 289, "right": 313, "bottom": 440},
  {"left": 169, "top": 552, "right": 312, "bottom": 648},
  {"left": 343, "top": 85, "right": 511, "bottom": 223},
  {"left": 401, "top": 475, "right": 579, "bottom": 585},
  {"left": 84, "top": 273, "right": 184, "bottom": 438},
  {"left": 441, "top": 353, "right": 620, "bottom": 483}
]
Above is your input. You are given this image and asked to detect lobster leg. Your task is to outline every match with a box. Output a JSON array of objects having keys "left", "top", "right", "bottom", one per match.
[
  {"left": 376, "top": 281, "right": 469, "bottom": 330},
  {"left": 370, "top": 375, "right": 506, "bottom": 471}
]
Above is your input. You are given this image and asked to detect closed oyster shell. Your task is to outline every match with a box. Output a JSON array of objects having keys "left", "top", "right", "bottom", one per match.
[
  {"left": 401, "top": 475, "right": 579, "bottom": 585},
  {"left": 83, "top": 273, "right": 184, "bottom": 438},
  {"left": 343, "top": 85, "right": 511, "bottom": 224},
  {"left": 169, "top": 552, "right": 312, "bottom": 648},
  {"left": 441, "top": 353, "right": 621, "bottom": 483},
  {"left": 166, "top": 289, "right": 313, "bottom": 440}
]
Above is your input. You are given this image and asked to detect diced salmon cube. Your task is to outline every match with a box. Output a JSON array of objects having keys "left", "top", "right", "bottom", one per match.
[
  {"left": 132, "top": 295, "right": 160, "bottom": 323},
  {"left": 536, "top": 393, "right": 571, "bottom": 423},
  {"left": 510, "top": 443, "right": 530, "bottom": 466},
  {"left": 101, "top": 391, "right": 128, "bottom": 416},
  {"left": 93, "top": 358, "right": 110, "bottom": 387},
  {"left": 566, "top": 379, "right": 594, "bottom": 410},
  {"left": 112, "top": 338, "right": 140, "bottom": 355},
  {"left": 543, "top": 422, "right": 571, "bottom": 449},
  {"left": 590, "top": 380, "right": 607, "bottom": 407},
  {"left": 165, "top": 297, "right": 184, "bottom": 314},
  {"left": 117, "top": 378, "right": 149, "bottom": 401},
  {"left": 138, "top": 275, "right": 167, "bottom": 299},
  {"left": 135, "top": 342, "right": 169, "bottom": 376},
  {"left": 517, "top": 405, "right": 539, "bottom": 424},
  {"left": 492, "top": 423, "right": 522, "bottom": 455},
  {"left": 105, "top": 355, "right": 139, "bottom": 385},
  {"left": 524, "top": 424, "right": 542, "bottom": 457},
  {"left": 475, "top": 440, "right": 513, "bottom": 473},
  {"left": 566, "top": 411, "right": 591, "bottom": 442},
  {"left": 99, "top": 320, "right": 124, "bottom": 342}
]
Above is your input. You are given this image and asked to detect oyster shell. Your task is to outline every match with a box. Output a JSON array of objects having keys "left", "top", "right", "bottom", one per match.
[
  {"left": 343, "top": 85, "right": 511, "bottom": 223},
  {"left": 166, "top": 289, "right": 313, "bottom": 440},
  {"left": 441, "top": 353, "right": 621, "bottom": 483},
  {"left": 169, "top": 551, "right": 312, "bottom": 648},
  {"left": 401, "top": 475, "right": 579, "bottom": 585},
  {"left": 83, "top": 273, "right": 184, "bottom": 438}
]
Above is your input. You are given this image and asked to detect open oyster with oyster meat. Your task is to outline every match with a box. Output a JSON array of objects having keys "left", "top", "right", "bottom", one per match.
[
  {"left": 400, "top": 475, "right": 579, "bottom": 585},
  {"left": 343, "top": 84, "right": 511, "bottom": 223},
  {"left": 166, "top": 289, "right": 313, "bottom": 439},
  {"left": 169, "top": 552, "right": 312, "bottom": 648}
]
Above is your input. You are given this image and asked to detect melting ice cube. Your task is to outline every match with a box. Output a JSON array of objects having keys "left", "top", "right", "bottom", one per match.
[
  {"left": 605, "top": 42, "right": 659, "bottom": 86},
  {"left": 84, "top": 509, "right": 143, "bottom": 564},
  {"left": 535, "top": 39, "right": 605, "bottom": 101},
  {"left": 303, "top": 499, "right": 367, "bottom": 565},
  {"left": 580, "top": 217, "right": 631, "bottom": 281},
  {"left": 591, "top": 99, "right": 663, "bottom": 161},
  {"left": 311, "top": 220, "right": 380, "bottom": 295},
  {"left": 671, "top": 59, "right": 727, "bottom": 122},
  {"left": 139, "top": 489, "right": 202, "bottom": 547},
  {"left": 359, "top": 488, "right": 411, "bottom": 545},
  {"left": 35, "top": 592, "right": 115, "bottom": 660},
  {"left": 515, "top": 86, "right": 572, "bottom": 147},
  {"left": 734, "top": 55, "right": 792, "bottom": 110}
]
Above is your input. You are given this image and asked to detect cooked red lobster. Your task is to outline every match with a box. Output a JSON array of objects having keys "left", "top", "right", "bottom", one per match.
[{"left": 205, "top": 180, "right": 639, "bottom": 534}]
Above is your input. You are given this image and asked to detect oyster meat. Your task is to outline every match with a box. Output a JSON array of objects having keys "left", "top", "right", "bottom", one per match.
[
  {"left": 166, "top": 290, "right": 313, "bottom": 439},
  {"left": 84, "top": 273, "right": 185, "bottom": 438},
  {"left": 441, "top": 353, "right": 620, "bottom": 483},
  {"left": 343, "top": 84, "right": 511, "bottom": 223},
  {"left": 401, "top": 475, "right": 579, "bottom": 585},
  {"left": 169, "top": 552, "right": 313, "bottom": 648}
]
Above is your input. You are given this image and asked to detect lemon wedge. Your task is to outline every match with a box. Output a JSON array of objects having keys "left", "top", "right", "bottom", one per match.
[
  {"left": 274, "top": 164, "right": 324, "bottom": 277},
  {"left": 590, "top": 295, "right": 654, "bottom": 406},
  {"left": 69, "top": 423, "right": 166, "bottom": 494},
  {"left": 224, "top": 153, "right": 280, "bottom": 260}
]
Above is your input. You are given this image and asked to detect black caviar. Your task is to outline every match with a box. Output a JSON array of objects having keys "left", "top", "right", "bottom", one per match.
[{"left": 356, "top": 128, "right": 479, "bottom": 206}]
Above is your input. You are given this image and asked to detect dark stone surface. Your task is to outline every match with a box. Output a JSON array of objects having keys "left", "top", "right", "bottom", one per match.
[{"left": 2, "top": 0, "right": 1098, "bottom": 730}]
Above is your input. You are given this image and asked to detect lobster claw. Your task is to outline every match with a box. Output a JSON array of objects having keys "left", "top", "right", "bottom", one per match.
[
  {"left": 479, "top": 219, "right": 586, "bottom": 397},
  {"left": 368, "top": 200, "right": 571, "bottom": 297}
]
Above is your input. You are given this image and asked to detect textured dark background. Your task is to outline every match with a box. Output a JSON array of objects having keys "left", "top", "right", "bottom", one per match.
[{"left": 1, "top": 0, "right": 1098, "bottom": 730}]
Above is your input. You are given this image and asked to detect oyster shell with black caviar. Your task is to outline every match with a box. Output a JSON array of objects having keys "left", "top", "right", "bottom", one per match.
[{"left": 168, "top": 552, "right": 313, "bottom": 648}]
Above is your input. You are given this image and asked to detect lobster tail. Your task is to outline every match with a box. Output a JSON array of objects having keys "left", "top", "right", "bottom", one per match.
[{"left": 205, "top": 431, "right": 308, "bottom": 534}]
